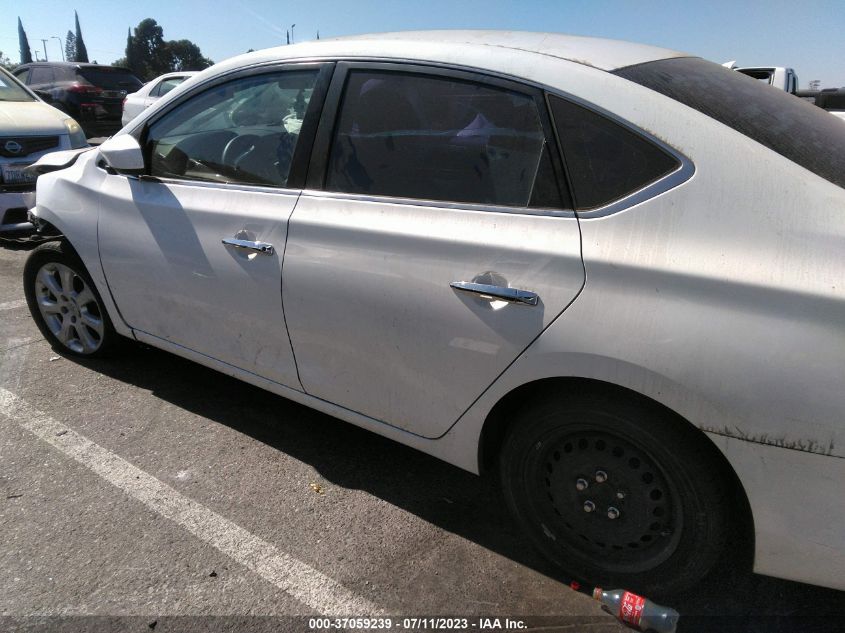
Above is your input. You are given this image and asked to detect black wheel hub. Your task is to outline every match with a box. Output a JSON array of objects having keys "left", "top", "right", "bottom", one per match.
[{"left": 533, "top": 429, "right": 681, "bottom": 572}]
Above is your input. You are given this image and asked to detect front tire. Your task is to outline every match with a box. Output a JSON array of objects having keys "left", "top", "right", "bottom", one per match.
[
  {"left": 23, "top": 240, "right": 120, "bottom": 357},
  {"left": 499, "top": 391, "right": 732, "bottom": 596}
]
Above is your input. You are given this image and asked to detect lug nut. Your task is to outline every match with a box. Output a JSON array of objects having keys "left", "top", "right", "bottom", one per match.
[
  {"left": 575, "top": 478, "right": 589, "bottom": 491},
  {"left": 595, "top": 470, "right": 608, "bottom": 483},
  {"left": 607, "top": 506, "right": 620, "bottom": 519},
  {"left": 583, "top": 500, "right": 596, "bottom": 513},
  {"left": 616, "top": 491, "right": 625, "bottom": 499}
]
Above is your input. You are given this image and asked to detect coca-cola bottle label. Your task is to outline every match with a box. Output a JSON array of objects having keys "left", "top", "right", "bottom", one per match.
[{"left": 619, "top": 591, "right": 646, "bottom": 627}]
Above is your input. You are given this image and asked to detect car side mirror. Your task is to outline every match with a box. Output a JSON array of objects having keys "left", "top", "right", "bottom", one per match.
[{"left": 98, "top": 135, "right": 145, "bottom": 176}]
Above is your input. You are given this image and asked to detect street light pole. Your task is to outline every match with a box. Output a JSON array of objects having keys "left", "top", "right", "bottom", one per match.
[
  {"left": 290, "top": 24, "right": 296, "bottom": 44},
  {"left": 40, "top": 38, "right": 49, "bottom": 61},
  {"left": 52, "top": 36, "right": 65, "bottom": 61}
]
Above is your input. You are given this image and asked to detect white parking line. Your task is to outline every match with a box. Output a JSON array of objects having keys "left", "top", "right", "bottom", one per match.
[
  {"left": 0, "top": 387, "right": 383, "bottom": 616},
  {"left": 0, "top": 299, "right": 27, "bottom": 311}
]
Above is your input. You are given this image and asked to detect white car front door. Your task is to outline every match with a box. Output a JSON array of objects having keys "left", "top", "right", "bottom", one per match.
[
  {"left": 98, "top": 65, "right": 332, "bottom": 388},
  {"left": 283, "top": 64, "right": 585, "bottom": 437}
]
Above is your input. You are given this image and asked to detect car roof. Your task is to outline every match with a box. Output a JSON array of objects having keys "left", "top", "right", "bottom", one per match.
[{"left": 217, "top": 30, "right": 687, "bottom": 74}]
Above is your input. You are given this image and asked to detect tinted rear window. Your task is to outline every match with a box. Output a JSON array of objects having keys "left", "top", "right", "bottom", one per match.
[
  {"left": 78, "top": 67, "right": 142, "bottom": 91},
  {"left": 614, "top": 57, "right": 845, "bottom": 190},
  {"left": 548, "top": 95, "right": 679, "bottom": 209},
  {"left": 326, "top": 70, "right": 564, "bottom": 208}
]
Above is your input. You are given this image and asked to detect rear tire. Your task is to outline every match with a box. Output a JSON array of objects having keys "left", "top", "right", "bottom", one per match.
[
  {"left": 499, "top": 391, "right": 732, "bottom": 596},
  {"left": 23, "top": 240, "right": 122, "bottom": 358}
]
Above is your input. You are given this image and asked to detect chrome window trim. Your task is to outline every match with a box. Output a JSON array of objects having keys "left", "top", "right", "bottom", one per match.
[
  {"left": 129, "top": 54, "right": 695, "bottom": 218},
  {"left": 298, "top": 189, "right": 577, "bottom": 219},
  {"left": 542, "top": 90, "right": 695, "bottom": 219},
  {"left": 129, "top": 174, "right": 302, "bottom": 197}
]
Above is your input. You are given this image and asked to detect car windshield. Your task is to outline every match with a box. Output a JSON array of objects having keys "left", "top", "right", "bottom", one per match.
[
  {"left": 78, "top": 67, "right": 143, "bottom": 92},
  {"left": 614, "top": 57, "right": 845, "bottom": 190},
  {"left": 0, "top": 70, "right": 35, "bottom": 102}
]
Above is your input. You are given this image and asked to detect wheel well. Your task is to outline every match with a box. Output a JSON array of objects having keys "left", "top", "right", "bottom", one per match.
[
  {"left": 31, "top": 216, "right": 65, "bottom": 239},
  {"left": 479, "top": 376, "right": 755, "bottom": 569}
]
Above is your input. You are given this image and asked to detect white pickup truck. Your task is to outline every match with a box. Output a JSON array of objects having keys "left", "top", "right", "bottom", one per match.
[{"left": 722, "top": 62, "right": 799, "bottom": 93}]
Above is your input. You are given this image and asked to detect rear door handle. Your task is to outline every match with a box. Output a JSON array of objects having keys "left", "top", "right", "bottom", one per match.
[
  {"left": 450, "top": 281, "right": 539, "bottom": 306},
  {"left": 222, "top": 238, "right": 275, "bottom": 256}
]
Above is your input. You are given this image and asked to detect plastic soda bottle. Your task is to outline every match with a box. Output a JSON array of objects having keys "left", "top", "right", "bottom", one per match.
[{"left": 592, "top": 587, "right": 679, "bottom": 633}]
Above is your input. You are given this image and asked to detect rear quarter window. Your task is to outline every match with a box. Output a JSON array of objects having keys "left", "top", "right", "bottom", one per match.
[
  {"left": 548, "top": 94, "right": 679, "bottom": 210},
  {"left": 614, "top": 57, "right": 845, "bottom": 190}
]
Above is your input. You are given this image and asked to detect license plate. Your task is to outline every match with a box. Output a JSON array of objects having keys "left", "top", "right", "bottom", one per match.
[{"left": 1, "top": 163, "right": 36, "bottom": 185}]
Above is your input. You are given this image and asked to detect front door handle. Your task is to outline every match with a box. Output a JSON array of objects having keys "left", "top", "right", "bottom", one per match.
[
  {"left": 450, "top": 281, "right": 539, "bottom": 306},
  {"left": 222, "top": 238, "right": 275, "bottom": 256}
]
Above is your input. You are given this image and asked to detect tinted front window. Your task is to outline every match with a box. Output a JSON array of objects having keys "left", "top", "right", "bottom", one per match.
[
  {"left": 326, "top": 70, "right": 562, "bottom": 208},
  {"left": 548, "top": 95, "right": 679, "bottom": 210},
  {"left": 147, "top": 70, "right": 318, "bottom": 187},
  {"left": 614, "top": 57, "right": 845, "bottom": 190},
  {"left": 78, "top": 67, "right": 142, "bottom": 92}
]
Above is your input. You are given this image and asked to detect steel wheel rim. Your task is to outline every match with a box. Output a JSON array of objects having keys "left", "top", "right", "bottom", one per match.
[
  {"left": 526, "top": 426, "right": 683, "bottom": 574},
  {"left": 34, "top": 262, "right": 104, "bottom": 354}
]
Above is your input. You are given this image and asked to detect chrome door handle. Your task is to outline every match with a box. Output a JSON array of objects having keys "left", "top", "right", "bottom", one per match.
[
  {"left": 222, "top": 238, "right": 275, "bottom": 256},
  {"left": 450, "top": 281, "right": 539, "bottom": 306}
]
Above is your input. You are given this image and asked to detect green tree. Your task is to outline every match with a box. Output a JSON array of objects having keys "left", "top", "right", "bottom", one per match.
[
  {"left": 0, "top": 51, "right": 15, "bottom": 71},
  {"left": 18, "top": 17, "right": 33, "bottom": 64},
  {"left": 167, "top": 40, "right": 212, "bottom": 72},
  {"left": 115, "top": 19, "right": 213, "bottom": 80},
  {"left": 132, "top": 18, "right": 170, "bottom": 79},
  {"left": 65, "top": 30, "right": 76, "bottom": 63},
  {"left": 74, "top": 11, "right": 89, "bottom": 63}
]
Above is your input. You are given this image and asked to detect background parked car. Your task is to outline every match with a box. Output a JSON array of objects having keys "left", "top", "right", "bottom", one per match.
[
  {"left": 0, "top": 66, "right": 88, "bottom": 234},
  {"left": 798, "top": 87, "right": 845, "bottom": 121},
  {"left": 121, "top": 71, "right": 197, "bottom": 126},
  {"left": 13, "top": 62, "right": 143, "bottom": 138}
]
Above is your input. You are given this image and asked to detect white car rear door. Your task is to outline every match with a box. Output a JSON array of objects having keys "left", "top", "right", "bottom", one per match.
[{"left": 282, "top": 63, "right": 585, "bottom": 437}]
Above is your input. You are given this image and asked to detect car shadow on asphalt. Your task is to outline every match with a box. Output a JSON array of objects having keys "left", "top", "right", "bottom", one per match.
[{"left": 75, "top": 345, "right": 845, "bottom": 633}]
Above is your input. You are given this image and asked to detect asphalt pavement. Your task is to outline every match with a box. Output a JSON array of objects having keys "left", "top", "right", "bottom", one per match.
[{"left": 1, "top": 242, "right": 843, "bottom": 633}]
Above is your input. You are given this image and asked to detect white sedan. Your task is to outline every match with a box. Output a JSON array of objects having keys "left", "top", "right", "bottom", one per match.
[
  {"left": 120, "top": 71, "right": 197, "bottom": 126},
  {"left": 25, "top": 31, "right": 845, "bottom": 596}
]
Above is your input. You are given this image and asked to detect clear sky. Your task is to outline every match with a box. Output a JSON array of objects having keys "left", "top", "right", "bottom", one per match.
[{"left": 3, "top": 0, "right": 844, "bottom": 89}]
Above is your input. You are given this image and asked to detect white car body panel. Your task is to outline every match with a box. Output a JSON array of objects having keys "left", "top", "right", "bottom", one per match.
[
  {"left": 28, "top": 32, "right": 845, "bottom": 591},
  {"left": 97, "top": 178, "right": 302, "bottom": 388},
  {"left": 283, "top": 194, "right": 583, "bottom": 436}
]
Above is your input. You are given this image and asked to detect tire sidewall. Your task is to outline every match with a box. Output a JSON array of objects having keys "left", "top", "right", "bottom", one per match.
[
  {"left": 500, "top": 394, "right": 728, "bottom": 596},
  {"left": 23, "top": 240, "right": 119, "bottom": 358}
]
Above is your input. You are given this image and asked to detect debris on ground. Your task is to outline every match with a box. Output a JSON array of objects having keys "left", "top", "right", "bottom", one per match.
[{"left": 309, "top": 482, "right": 325, "bottom": 495}]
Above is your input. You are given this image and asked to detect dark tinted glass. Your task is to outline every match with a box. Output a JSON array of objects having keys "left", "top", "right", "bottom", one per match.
[
  {"left": 78, "top": 67, "right": 143, "bottom": 91},
  {"left": 147, "top": 70, "right": 318, "bottom": 187},
  {"left": 548, "top": 95, "right": 679, "bottom": 209},
  {"left": 29, "top": 67, "right": 54, "bottom": 85},
  {"left": 614, "top": 57, "right": 845, "bottom": 190},
  {"left": 326, "top": 70, "right": 562, "bottom": 208}
]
